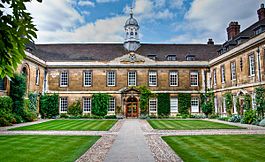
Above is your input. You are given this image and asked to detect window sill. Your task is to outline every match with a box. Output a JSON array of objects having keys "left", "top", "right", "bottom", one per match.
[
  {"left": 190, "top": 85, "right": 199, "bottom": 87},
  {"left": 84, "top": 85, "right": 92, "bottom": 87},
  {"left": 170, "top": 85, "right": 178, "bottom": 87},
  {"left": 248, "top": 75, "right": 255, "bottom": 78},
  {"left": 149, "top": 85, "right": 157, "bottom": 87},
  {"left": 60, "top": 85, "right": 68, "bottom": 88},
  {"left": 107, "top": 85, "right": 116, "bottom": 87}
]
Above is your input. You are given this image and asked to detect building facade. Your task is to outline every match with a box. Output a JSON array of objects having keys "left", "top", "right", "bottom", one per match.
[{"left": 1, "top": 4, "right": 265, "bottom": 117}]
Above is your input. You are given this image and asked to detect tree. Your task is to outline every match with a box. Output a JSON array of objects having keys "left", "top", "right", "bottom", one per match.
[{"left": 0, "top": 0, "right": 42, "bottom": 78}]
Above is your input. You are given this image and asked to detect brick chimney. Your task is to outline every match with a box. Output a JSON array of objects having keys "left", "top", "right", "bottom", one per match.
[
  {"left": 257, "top": 3, "right": 265, "bottom": 21},
  {"left": 226, "top": 22, "right": 240, "bottom": 40},
  {"left": 207, "top": 38, "right": 214, "bottom": 45}
]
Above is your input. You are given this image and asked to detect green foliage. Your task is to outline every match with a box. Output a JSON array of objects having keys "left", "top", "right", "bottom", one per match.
[
  {"left": 22, "top": 110, "right": 37, "bottom": 122},
  {"left": 259, "top": 119, "right": 265, "bottom": 127},
  {"left": 10, "top": 73, "right": 26, "bottom": 116},
  {"left": 67, "top": 100, "right": 82, "bottom": 116},
  {"left": 228, "top": 114, "right": 242, "bottom": 123},
  {"left": 224, "top": 92, "right": 233, "bottom": 115},
  {"left": 136, "top": 86, "right": 155, "bottom": 115},
  {"left": 40, "top": 94, "right": 59, "bottom": 118},
  {"left": 201, "top": 90, "right": 214, "bottom": 117},
  {"left": 28, "top": 92, "right": 38, "bottom": 112},
  {"left": 157, "top": 93, "right": 170, "bottom": 116},
  {"left": 236, "top": 97, "right": 241, "bottom": 115},
  {"left": 241, "top": 110, "right": 256, "bottom": 124},
  {"left": 255, "top": 87, "right": 265, "bottom": 118},
  {"left": 243, "top": 94, "right": 252, "bottom": 111},
  {"left": 0, "top": 96, "right": 15, "bottom": 126},
  {"left": 91, "top": 93, "right": 110, "bottom": 116},
  {"left": 0, "top": 0, "right": 42, "bottom": 78},
  {"left": 178, "top": 93, "right": 191, "bottom": 115}
]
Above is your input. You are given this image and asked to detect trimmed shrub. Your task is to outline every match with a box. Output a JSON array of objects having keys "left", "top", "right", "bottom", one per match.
[
  {"left": 22, "top": 110, "right": 37, "bottom": 122},
  {"left": 92, "top": 93, "right": 110, "bottom": 116},
  {"left": 178, "top": 93, "right": 191, "bottom": 115},
  {"left": 40, "top": 93, "right": 59, "bottom": 118},
  {"left": 259, "top": 119, "right": 265, "bottom": 127},
  {"left": 208, "top": 113, "right": 220, "bottom": 119},
  {"left": 67, "top": 100, "right": 82, "bottom": 116},
  {"left": 0, "top": 96, "right": 14, "bottom": 126},
  {"left": 228, "top": 114, "right": 242, "bottom": 123},
  {"left": 190, "top": 114, "right": 207, "bottom": 119},
  {"left": 157, "top": 93, "right": 170, "bottom": 116},
  {"left": 104, "top": 115, "right": 117, "bottom": 119},
  {"left": 241, "top": 110, "right": 256, "bottom": 124}
]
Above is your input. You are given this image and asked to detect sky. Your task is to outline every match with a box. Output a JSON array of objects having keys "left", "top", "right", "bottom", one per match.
[{"left": 25, "top": 0, "right": 265, "bottom": 44}]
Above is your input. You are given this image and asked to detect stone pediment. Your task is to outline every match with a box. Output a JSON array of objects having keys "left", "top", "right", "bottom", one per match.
[{"left": 110, "top": 52, "right": 155, "bottom": 64}]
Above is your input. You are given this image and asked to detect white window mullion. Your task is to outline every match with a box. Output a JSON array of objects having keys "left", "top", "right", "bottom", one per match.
[
  {"left": 169, "top": 71, "right": 178, "bottom": 86},
  {"left": 149, "top": 71, "right": 157, "bottom": 86},
  {"left": 83, "top": 98, "right": 91, "bottom": 113},
  {"left": 60, "top": 97, "right": 68, "bottom": 113},
  {"left": 191, "top": 97, "right": 199, "bottom": 113},
  {"left": 170, "top": 97, "right": 178, "bottom": 113}
]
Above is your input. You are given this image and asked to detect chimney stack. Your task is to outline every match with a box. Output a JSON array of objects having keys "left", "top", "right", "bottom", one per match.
[
  {"left": 226, "top": 22, "right": 240, "bottom": 40},
  {"left": 257, "top": 3, "right": 265, "bottom": 21},
  {"left": 207, "top": 38, "right": 214, "bottom": 45}
]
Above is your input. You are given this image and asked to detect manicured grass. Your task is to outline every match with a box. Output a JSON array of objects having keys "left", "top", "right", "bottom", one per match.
[
  {"left": 0, "top": 135, "right": 100, "bottom": 162},
  {"left": 10, "top": 120, "right": 117, "bottom": 131},
  {"left": 163, "top": 135, "right": 265, "bottom": 162},
  {"left": 148, "top": 120, "right": 242, "bottom": 130}
]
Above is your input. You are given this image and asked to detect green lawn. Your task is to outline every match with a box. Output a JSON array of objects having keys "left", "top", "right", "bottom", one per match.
[
  {"left": 0, "top": 135, "right": 100, "bottom": 162},
  {"left": 163, "top": 135, "right": 265, "bottom": 162},
  {"left": 148, "top": 120, "right": 242, "bottom": 130},
  {"left": 10, "top": 120, "right": 117, "bottom": 131}
]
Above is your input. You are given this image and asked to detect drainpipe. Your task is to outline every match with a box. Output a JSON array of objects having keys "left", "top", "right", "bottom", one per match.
[
  {"left": 43, "top": 67, "right": 47, "bottom": 94},
  {"left": 257, "top": 47, "right": 261, "bottom": 82}
]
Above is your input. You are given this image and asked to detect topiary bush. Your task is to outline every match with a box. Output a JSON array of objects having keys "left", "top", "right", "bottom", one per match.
[
  {"left": 178, "top": 93, "right": 191, "bottom": 115},
  {"left": 67, "top": 100, "right": 82, "bottom": 116},
  {"left": 40, "top": 93, "right": 59, "bottom": 118},
  {"left": 157, "top": 93, "right": 170, "bottom": 116},
  {"left": 92, "top": 93, "right": 110, "bottom": 116}
]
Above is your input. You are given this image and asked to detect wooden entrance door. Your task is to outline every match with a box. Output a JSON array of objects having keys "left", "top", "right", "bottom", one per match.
[{"left": 126, "top": 97, "right": 138, "bottom": 118}]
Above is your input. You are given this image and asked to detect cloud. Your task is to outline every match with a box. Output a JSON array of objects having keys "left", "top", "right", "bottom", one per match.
[
  {"left": 169, "top": 0, "right": 184, "bottom": 9},
  {"left": 78, "top": 0, "right": 95, "bottom": 7},
  {"left": 96, "top": 0, "right": 119, "bottom": 3},
  {"left": 170, "top": 0, "right": 264, "bottom": 43}
]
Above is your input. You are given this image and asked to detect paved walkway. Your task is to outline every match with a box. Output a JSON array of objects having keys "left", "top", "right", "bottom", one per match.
[{"left": 104, "top": 119, "right": 155, "bottom": 162}]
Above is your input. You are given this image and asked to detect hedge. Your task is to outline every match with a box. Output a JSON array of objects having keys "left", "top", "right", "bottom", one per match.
[
  {"left": 92, "top": 93, "right": 110, "bottom": 116},
  {"left": 157, "top": 93, "right": 170, "bottom": 116},
  {"left": 40, "top": 93, "right": 59, "bottom": 118}
]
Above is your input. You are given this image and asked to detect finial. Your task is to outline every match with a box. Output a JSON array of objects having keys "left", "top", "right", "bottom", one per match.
[{"left": 130, "top": 7, "right": 133, "bottom": 18}]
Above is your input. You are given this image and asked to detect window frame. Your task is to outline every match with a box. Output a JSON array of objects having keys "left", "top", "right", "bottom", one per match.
[
  {"left": 169, "top": 71, "right": 178, "bottom": 87},
  {"left": 230, "top": 61, "right": 236, "bottom": 81},
  {"left": 59, "top": 97, "right": 68, "bottom": 113},
  {"left": 190, "top": 71, "right": 199, "bottom": 87},
  {"left": 107, "top": 70, "right": 116, "bottom": 87},
  {"left": 35, "top": 68, "right": 40, "bottom": 86},
  {"left": 213, "top": 69, "right": 217, "bottom": 86},
  {"left": 221, "top": 65, "right": 226, "bottom": 84},
  {"left": 83, "top": 97, "right": 92, "bottom": 113},
  {"left": 83, "top": 70, "right": 92, "bottom": 87},
  {"left": 170, "top": 97, "right": 178, "bottom": 113},
  {"left": 128, "top": 71, "right": 137, "bottom": 86},
  {"left": 60, "top": 71, "right": 69, "bottom": 87},
  {"left": 108, "top": 97, "right": 115, "bottom": 112},
  {"left": 191, "top": 97, "right": 199, "bottom": 113},
  {"left": 249, "top": 53, "right": 255, "bottom": 76},
  {"left": 149, "top": 98, "right": 157, "bottom": 113},
  {"left": 148, "top": 71, "right": 157, "bottom": 87}
]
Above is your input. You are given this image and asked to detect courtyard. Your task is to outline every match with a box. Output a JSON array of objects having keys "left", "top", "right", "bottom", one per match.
[{"left": 1, "top": 119, "right": 265, "bottom": 162}]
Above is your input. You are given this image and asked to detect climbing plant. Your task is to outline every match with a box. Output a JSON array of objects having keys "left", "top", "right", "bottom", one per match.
[
  {"left": 201, "top": 89, "right": 214, "bottom": 117},
  {"left": 178, "top": 93, "right": 191, "bottom": 115},
  {"left": 40, "top": 93, "right": 59, "bottom": 118},
  {"left": 255, "top": 87, "right": 265, "bottom": 117},
  {"left": 243, "top": 94, "right": 252, "bottom": 111},
  {"left": 236, "top": 97, "right": 241, "bottom": 115},
  {"left": 157, "top": 93, "right": 170, "bottom": 116},
  {"left": 136, "top": 86, "right": 155, "bottom": 115},
  {"left": 28, "top": 92, "right": 38, "bottom": 112},
  {"left": 92, "top": 93, "right": 110, "bottom": 116},
  {"left": 224, "top": 92, "right": 233, "bottom": 115}
]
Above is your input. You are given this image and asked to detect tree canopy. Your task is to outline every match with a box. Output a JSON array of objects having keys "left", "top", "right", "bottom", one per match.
[{"left": 0, "top": 0, "right": 41, "bottom": 78}]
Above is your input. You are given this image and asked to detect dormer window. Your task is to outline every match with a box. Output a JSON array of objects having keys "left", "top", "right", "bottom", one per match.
[
  {"left": 147, "top": 55, "right": 157, "bottom": 60},
  {"left": 186, "top": 55, "right": 195, "bottom": 61},
  {"left": 254, "top": 25, "right": 265, "bottom": 35},
  {"left": 167, "top": 55, "right": 177, "bottom": 61}
]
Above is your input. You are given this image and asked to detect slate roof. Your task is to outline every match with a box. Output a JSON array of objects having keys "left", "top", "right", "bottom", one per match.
[{"left": 32, "top": 43, "right": 221, "bottom": 62}]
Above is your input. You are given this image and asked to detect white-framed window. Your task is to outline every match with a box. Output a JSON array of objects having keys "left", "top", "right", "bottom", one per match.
[
  {"left": 231, "top": 62, "right": 236, "bottom": 81},
  {"left": 223, "top": 97, "right": 226, "bottom": 113},
  {"left": 128, "top": 71, "right": 136, "bottom": 86},
  {"left": 60, "top": 97, "right": 68, "bottom": 113},
  {"left": 169, "top": 71, "right": 178, "bottom": 86},
  {"left": 170, "top": 97, "right": 178, "bottom": 113},
  {"left": 107, "top": 71, "right": 116, "bottom": 86},
  {"left": 35, "top": 68, "right": 40, "bottom": 85},
  {"left": 149, "top": 71, "right": 157, "bottom": 86},
  {"left": 190, "top": 71, "right": 198, "bottom": 86},
  {"left": 60, "top": 71, "right": 68, "bottom": 87},
  {"left": 252, "top": 93, "right": 256, "bottom": 110},
  {"left": 83, "top": 97, "right": 91, "bottom": 112},
  {"left": 108, "top": 97, "right": 115, "bottom": 112},
  {"left": 212, "top": 69, "right": 217, "bottom": 86},
  {"left": 191, "top": 97, "right": 199, "bottom": 113},
  {"left": 221, "top": 65, "right": 225, "bottom": 83},
  {"left": 249, "top": 54, "right": 255, "bottom": 76},
  {"left": 149, "top": 98, "right": 157, "bottom": 112},
  {"left": 83, "top": 71, "right": 92, "bottom": 87},
  {"left": 214, "top": 97, "right": 218, "bottom": 113}
]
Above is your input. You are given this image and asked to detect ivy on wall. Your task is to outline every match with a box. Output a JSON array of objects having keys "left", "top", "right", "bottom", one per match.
[
  {"left": 178, "top": 93, "right": 191, "bottom": 115},
  {"left": 136, "top": 86, "right": 155, "bottom": 115},
  {"left": 255, "top": 87, "right": 265, "bottom": 118},
  {"left": 92, "top": 93, "right": 110, "bottom": 116},
  {"left": 201, "top": 89, "right": 214, "bottom": 117},
  {"left": 157, "top": 93, "right": 170, "bottom": 116},
  {"left": 68, "top": 100, "right": 82, "bottom": 116},
  {"left": 224, "top": 92, "right": 233, "bottom": 115},
  {"left": 243, "top": 94, "right": 252, "bottom": 111},
  {"left": 40, "top": 93, "right": 59, "bottom": 118}
]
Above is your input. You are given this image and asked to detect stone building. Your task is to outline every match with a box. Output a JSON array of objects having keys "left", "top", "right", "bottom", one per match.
[{"left": 1, "top": 4, "right": 265, "bottom": 117}]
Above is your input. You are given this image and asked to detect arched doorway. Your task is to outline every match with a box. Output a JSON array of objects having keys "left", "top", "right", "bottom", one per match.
[{"left": 126, "top": 96, "right": 138, "bottom": 118}]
